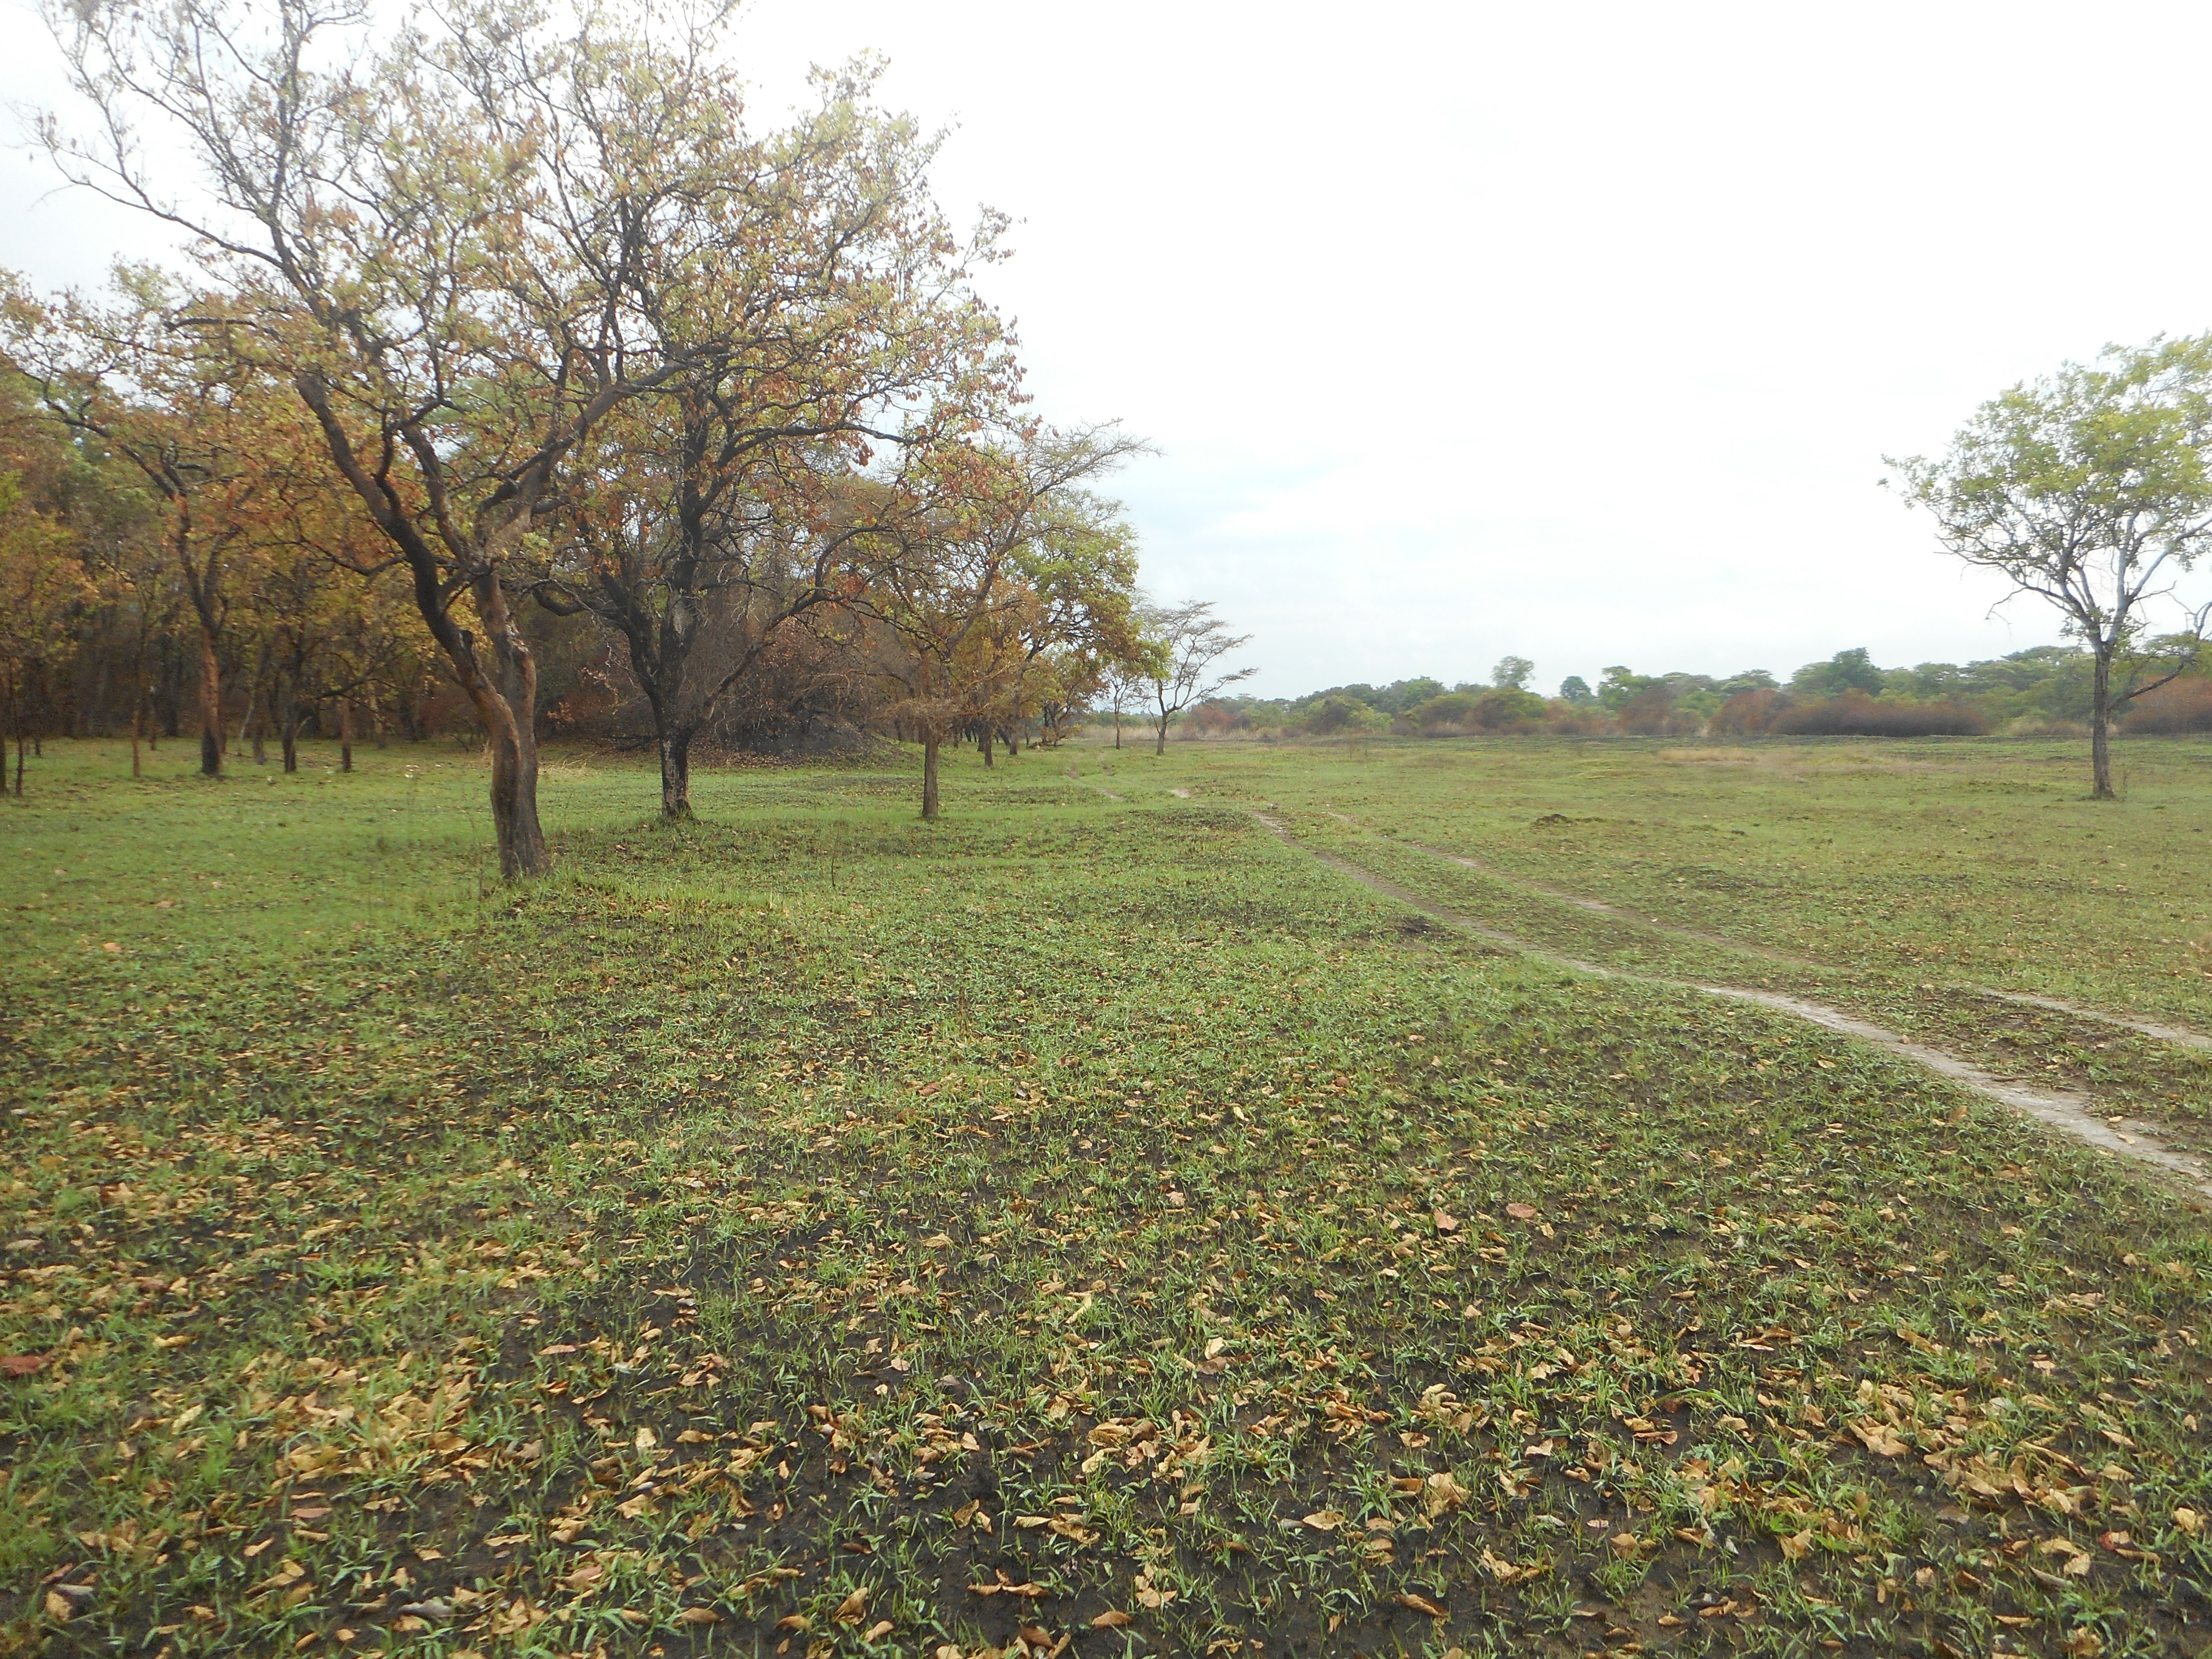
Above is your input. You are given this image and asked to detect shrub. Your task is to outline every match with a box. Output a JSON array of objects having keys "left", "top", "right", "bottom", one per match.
[
  {"left": 1301, "top": 695, "right": 1389, "bottom": 735},
  {"left": 1708, "top": 687, "right": 1790, "bottom": 735},
  {"left": 1616, "top": 684, "right": 1702, "bottom": 736},
  {"left": 2122, "top": 675, "right": 2212, "bottom": 733},
  {"left": 1404, "top": 692, "right": 1481, "bottom": 730},
  {"left": 1772, "top": 693, "right": 1987, "bottom": 737}
]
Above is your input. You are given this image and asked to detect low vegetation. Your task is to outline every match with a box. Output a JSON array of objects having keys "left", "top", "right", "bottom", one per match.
[{"left": 5, "top": 735, "right": 2210, "bottom": 1658}]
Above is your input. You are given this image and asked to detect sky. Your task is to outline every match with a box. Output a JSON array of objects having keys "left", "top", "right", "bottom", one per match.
[{"left": 8, "top": 0, "right": 2212, "bottom": 698}]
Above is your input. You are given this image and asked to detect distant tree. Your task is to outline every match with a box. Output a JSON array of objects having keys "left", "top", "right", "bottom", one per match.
[
  {"left": 1491, "top": 654, "right": 1534, "bottom": 692},
  {"left": 1717, "top": 668, "right": 1778, "bottom": 695},
  {"left": 1137, "top": 601, "right": 1253, "bottom": 754},
  {"left": 1890, "top": 336, "right": 2212, "bottom": 797},
  {"left": 0, "top": 468, "right": 91, "bottom": 793},
  {"left": 1597, "top": 665, "right": 1652, "bottom": 710},
  {"left": 1790, "top": 648, "right": 1887, "bottom": 698},
  {"left": 1557, "top": 675, "right": 1594, "bottom": 704}
]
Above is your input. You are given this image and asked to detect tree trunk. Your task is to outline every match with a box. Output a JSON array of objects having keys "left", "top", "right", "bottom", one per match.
[
  {"left": 660, "top": 726, "right": 694, "bottom": 819},
  {"left": 472, "top": 574, "right": 548, "bottom": 878},
  {"left": 1113, "top": 706, "right": 1121, "bottom": 749},
  {"left": 2091, "top": 641, "right": 2115, "bottom": 800},
  {"left": 249, "top": 680, "right": 268, "bottom": 766},
  {"left": 369, "top": 693, "right": 386, "bottom": 748},
  {"left": 197, "top": 626, "right": 222, "bottom": 777},
  {"left": 131, "top": 703, "right": 143, "bottom": 780},
  {"left": 280, "top": 673, "right": 300, "bottom": 774},
  {"left": 340, "top": 696, "right": 354, "bottom": 772},
  {"left": 980, "top": 726, "right": 994, "bottom": 769},
  {"left": 922, "top": 732, "right": 941, "bottom": 820},
  {"left": 1155, "top": 713, "right": 1169, "bottom": 756}
]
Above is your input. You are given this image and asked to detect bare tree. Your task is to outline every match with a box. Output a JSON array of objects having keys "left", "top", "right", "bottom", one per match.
[
  {"left": 1137, "top": 600, "right": 1252, "bottom": 754},
  {"left": 1889, "top": 335, "right": 2212, "bottom": 797}
]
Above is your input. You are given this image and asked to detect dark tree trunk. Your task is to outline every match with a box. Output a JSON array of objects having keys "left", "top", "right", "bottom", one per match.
[
  {"left": 197, "top": 626, "right": 222, "bottom": 777},
  {"left": 979, "top": 726, "right": 994, "bottom": 769},
  {"left": 660, "top": 726, "right": 693, "bottom": 819},
  {"left": 280, "top": 672, "right": 300, "bottom": 774},
  {"left": 1155, "top": 713, "right": 1169, "bottom": 756},
  {"left": 340, "top": 696, "right": 353, "bottom": 772},
  {"left": 922, "top": 733, "right": 941, "bottom": 820},
  {"left": 131, "top": 702, "right": 143, "bottom": 779},
  {"left": 2091, "top": 641, "right": 2115, "bottom": 800}
]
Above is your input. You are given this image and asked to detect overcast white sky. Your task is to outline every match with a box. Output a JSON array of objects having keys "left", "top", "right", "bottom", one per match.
[{"left": 9, "top": 0, "right": 2212, "bottom": 697}]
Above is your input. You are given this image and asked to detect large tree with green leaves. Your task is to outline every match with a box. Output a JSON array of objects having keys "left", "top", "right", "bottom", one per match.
[{"left": 1889, "top": 337, "right": 2212, "bottom": 797}]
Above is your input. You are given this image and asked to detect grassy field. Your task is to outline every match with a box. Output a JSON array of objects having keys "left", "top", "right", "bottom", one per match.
[{"left": 3, "top": 732, "right": 2211, "bottom": 1659}]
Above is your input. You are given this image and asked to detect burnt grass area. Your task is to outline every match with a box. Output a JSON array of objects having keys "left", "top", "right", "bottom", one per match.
[{"left": 4, "top": 753, "right": 2212, "bottom": 1658}]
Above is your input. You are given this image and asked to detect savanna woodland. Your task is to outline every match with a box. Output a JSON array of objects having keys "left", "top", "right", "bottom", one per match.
[{"left": 6, "top": 5, "right": 2212, "bottom": 1659}]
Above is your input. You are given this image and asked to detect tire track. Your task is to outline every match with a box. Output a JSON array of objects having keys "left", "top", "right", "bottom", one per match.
[{"left": 1258, "top": 813, "right": 2212, "bottom": 1203}]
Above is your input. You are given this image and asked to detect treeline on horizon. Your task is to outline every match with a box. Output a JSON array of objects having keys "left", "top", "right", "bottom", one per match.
[{"left": 1182, "top": 644, "right": 2212, "bottom": 741}]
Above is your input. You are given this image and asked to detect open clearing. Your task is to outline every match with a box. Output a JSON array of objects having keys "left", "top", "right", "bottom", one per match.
[{"left": 4, "top": 735, "right": 2212, "bottom": 1659}]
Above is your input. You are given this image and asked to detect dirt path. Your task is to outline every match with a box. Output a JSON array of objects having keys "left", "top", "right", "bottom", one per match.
[
  {"left": 1340, "top": 817, "right": 2212, "bottom": 1055},
  {"left": 1258, "top": 814, "right": 2212, "bottom": 1203}
]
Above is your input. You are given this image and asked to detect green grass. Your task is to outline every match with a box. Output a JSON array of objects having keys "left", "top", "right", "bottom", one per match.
[{"left": 3, "top": 734, "right": 2211, "bottom": 1659}]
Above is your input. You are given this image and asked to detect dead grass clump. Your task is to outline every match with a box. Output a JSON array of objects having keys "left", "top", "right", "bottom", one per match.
[{"left": 1659, "top": 747, "right": 1757, "bottom": 764}]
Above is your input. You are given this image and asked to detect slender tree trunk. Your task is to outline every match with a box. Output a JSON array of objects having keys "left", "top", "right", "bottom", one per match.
[
  {"left": 369, "top": 693, "right": 386, "bottom": 749},
  {"left": 1113, "top": 705, "right": 1121, "bottom": 749},
  {"left": 659, "top": 726, "right": 694, "bottom": 819},
  {"left": 196, "top": 626, "right": 222, "bottom": 777},
  {"left": 340, "top": 696, "right": 354, "bottom": 773},
  {"left": 2091, "top": 641, "right": 2115, "bottom": 800},
  {"left": 1155, "top": 712, "right": 1169, "bottom": 756},
  {"left": 280, "top": 672, "right": 300, "bottom": 774},
  {"left": 980, "top": 726, "right": 994, "bottom": 769},
  {"left": 249, "top": 680, "right": 268, "bottom": 766},
  {"left": 922, "top": 732, "right": 941, "bottom": 820},
  {"left": 131, "top": 703, "right": 143, "bottom": 780}
]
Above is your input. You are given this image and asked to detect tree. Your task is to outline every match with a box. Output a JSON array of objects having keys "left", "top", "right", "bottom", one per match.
[
  {"left": 7, "top": 274, "right": 289, "bottom": 777},
  {"left": 39, "top": 0, "right": 788, "bottom": 873},
  {"left": 1136, "top": 600, "right": 1253, "bottom": 754},
  {"left": 861, "top": 430, "right": 1142, "bottom": 818},
  {"left": 1491, "top": 654, "right": 1534, "bottom": 692},
  {"left": 1557, "top": 674, "right": 1594, "bottom": 704},
  {"left": 0, "top": 469, "right": 91, "bottom": 793},
  {"left": 1790, "top": 647, "right": 1885, "bottom": 698},
  {"left": 1889, "top": 336, "right": 2212, "bottom": 797},
  {"left": 532, "top": 65, "right": 1020, "bottom": 818}
]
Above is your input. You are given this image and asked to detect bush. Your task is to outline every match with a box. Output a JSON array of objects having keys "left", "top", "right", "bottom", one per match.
[
  {"left": 1300, "top": 695, "right": 1389, "bottom": 735},
  {"left": 1708, "top": 688, "right": 1789, "bottom": 735},
  {"left": 2122, "top": 675, "right": 2212, "bottom": 733},
  {"left": 1616, "top": 684, "right": 1702, "bottom": 736},
  {"left": 1404, "top": 692, "right": 1481, "bottom": 730},
  {"left": 1772, "top": 693, "right": 1987, "bottom": 737}
]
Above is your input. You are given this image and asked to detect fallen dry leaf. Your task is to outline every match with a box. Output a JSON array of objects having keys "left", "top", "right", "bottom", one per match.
[
  {"left": 1300, "top": 1510, "right": 1343, "bottom": 1532},
  {"left": 1505, "top": 1202, "right": 1539, "bottom": 1220},
  {"left": 1424, "top": 1471, "right": 1471, "bottom": 1518},
  {"left": 1091, "top": 1610, "right": 1133, "bottom": 1628},
  {"left": 674, "top": 1607, "right": 721, "bottom": 1626},
  {"left": 1396, "top": 1592, "right": 1447, "bottom": 1617}
]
